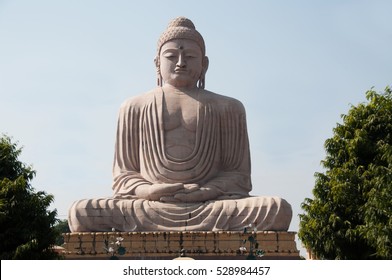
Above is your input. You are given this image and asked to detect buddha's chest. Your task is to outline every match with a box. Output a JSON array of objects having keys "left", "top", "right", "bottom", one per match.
[
  {"left": 162, "top": 93, "right": 199, "bottom": 132},
  {"left": 158, "top": 93, "right": 200, "bottom": 158}
]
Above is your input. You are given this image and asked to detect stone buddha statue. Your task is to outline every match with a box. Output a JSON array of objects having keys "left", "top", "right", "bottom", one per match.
[{"left": 68, "top": 17, "right": 292, "bottom": 232}]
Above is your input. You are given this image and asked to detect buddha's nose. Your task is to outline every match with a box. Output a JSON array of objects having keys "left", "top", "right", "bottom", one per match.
[{"left": 176, "top": 54, "right": 186, "bottom": 68}]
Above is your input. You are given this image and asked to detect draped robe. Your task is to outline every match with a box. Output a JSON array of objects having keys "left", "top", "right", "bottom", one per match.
[{"left": 68, "top": 88, "right": 292, "bottom": 232}]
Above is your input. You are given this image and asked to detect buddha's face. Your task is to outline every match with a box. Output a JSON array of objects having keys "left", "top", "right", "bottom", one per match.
[{"left": 159, "top": 39, "right": 205, "bottom": 88}]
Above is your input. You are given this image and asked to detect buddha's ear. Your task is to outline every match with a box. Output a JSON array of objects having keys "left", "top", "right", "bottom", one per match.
[
  {"left": 154, "top": 56, "right": 162, "bottom": 87},
  {"left": 202, "top": 56, "right": 209, "bottom": 73},
  {"left": 198, "top": 56, "right": 209, "bottom": 89}
]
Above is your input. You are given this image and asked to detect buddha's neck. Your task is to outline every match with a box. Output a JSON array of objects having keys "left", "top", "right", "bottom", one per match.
[{"left": 162, "top": 84, "right": 199, "bottom": 96}]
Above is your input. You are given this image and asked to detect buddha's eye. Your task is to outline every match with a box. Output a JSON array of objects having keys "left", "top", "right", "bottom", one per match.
[
  {"left": 162, "top": 51, "right": 178, "bottom": 59},
  {"left": 185, "top": 52, "right": 198, "bottom": 58}
]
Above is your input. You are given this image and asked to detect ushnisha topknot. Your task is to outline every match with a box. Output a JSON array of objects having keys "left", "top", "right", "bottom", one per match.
[{"left": 157, "top": 17, "right": 206, "bottom": 57}]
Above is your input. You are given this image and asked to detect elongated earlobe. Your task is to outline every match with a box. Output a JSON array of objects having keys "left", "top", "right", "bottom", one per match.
[
  {"left": 198, "top": 75, "right": 205, "bottom": 89},
  {"left": 198, "top": 56, "right": 209, "bottom": 89},
  {"left": 154, "top": 57, "right": 162, "bottom": 87},
  {"left": 157, "top": 70, "right": 162, "bottom": 87}
]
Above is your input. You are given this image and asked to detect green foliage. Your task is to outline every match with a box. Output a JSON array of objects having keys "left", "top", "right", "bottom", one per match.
[
  {"left": 240, "top": 224, "right": 265, "bottom": 259},
  {"left": 299, "top": 86, "right": 392, "bottom": 259},
  {"left": 104, "top": 231, "right": 126, "bottom": 260},
  {"left": 0, "top": 135, "right": 60, "bottom": 259},
  {"left": 53, "top": 219, "right": 71, "bottom": 246}
]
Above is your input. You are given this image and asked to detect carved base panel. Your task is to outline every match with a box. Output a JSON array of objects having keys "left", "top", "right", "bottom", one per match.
[{"left": 62, "top": 231, "right": 300, "bottom": 260}]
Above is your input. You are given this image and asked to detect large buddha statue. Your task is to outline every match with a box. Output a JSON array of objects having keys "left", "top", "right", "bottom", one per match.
[{"left": 68, "top": 17, "right": 292, "bottom": 232}]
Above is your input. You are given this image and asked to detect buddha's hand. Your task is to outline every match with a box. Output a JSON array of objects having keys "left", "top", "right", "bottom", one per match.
[
  {"left": 173, "top": 186, "right": 220, "bottom": 203},
  {"left": 135, "top": 183, "right": 184, "bottom": 201},
  {"left": 157, "top": 184, "right": 200, "bottom": 202}
]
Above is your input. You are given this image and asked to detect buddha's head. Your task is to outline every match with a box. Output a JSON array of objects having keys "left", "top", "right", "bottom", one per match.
[{"left": 155, "top": 17, "right": 209, "bottom": 89}]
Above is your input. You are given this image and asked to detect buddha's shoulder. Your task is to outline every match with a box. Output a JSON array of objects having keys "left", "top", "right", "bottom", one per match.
[
  {"left": 202, "top": 90, "right": 246, "bottom": 112},
  {"left": 119, "top": 88, "right": 161, "bottom": 110}
]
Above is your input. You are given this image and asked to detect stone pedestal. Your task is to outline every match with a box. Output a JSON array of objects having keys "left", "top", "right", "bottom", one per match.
[{"left": 62, "top": 231, "right": 300, "bottom": 260}]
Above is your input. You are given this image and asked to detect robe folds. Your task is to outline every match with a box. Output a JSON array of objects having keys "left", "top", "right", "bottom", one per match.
[{"left": 68, "top": 88, "right": 292, "bottom": 232}]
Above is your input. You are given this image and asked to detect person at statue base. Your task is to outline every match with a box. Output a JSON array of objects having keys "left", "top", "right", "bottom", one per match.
[{"left": 68, "top": 17, "right": 292, "bottom": 232}]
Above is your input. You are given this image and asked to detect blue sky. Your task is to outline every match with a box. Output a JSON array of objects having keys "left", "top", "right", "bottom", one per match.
[{"left": 1, "top": 0, "right": 391, "bottom": 256}]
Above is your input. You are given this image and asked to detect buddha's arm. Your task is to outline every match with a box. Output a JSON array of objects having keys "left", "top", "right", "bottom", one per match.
[
  {"left": 112, "top": 98, "right": 187, "bottom": 201},
  {"left": 112, "top": 101, "right": 149, "bottom": 198}
]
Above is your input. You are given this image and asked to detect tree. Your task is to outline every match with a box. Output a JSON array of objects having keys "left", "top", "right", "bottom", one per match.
[
  {"left": 0, "top": 135, "right": 60, "bottom": 259},
  {"left": 299, "top": 86, "right": 392, "bottom": 259},
  {"left": 53, "top": 219, "right": 70, "bottom": 246}
]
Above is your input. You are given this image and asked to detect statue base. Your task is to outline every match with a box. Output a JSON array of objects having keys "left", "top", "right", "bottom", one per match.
[{"left": 62, "top": 231, "right": 300, "bottom": 260}]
